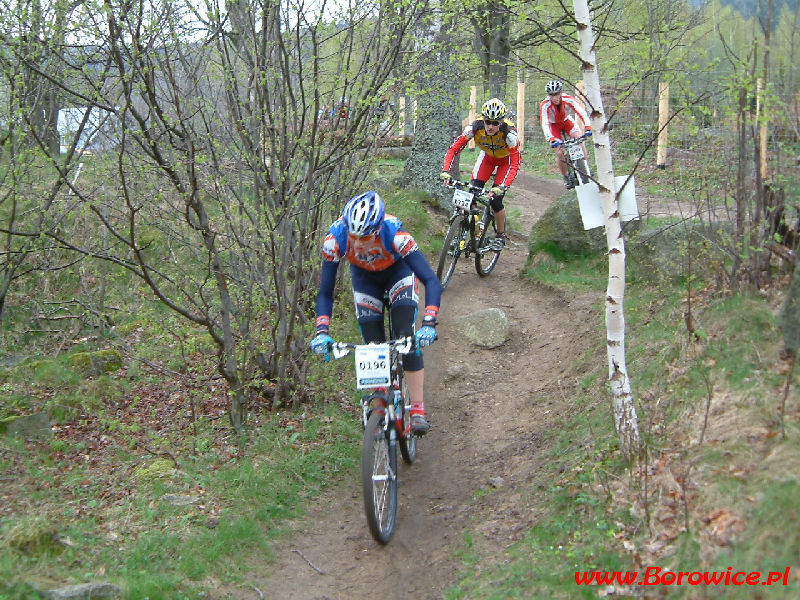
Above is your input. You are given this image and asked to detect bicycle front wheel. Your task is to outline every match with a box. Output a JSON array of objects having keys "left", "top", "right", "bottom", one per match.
[
  {"left": 397, "top": 367, "right": 417, "bottom": 465},
  {"left": 437, "top": 217, "right": 468, "bottom": 289},
  {"left": 475, "top": 208, "right": 501, "bottom": 276},
  {"left": 362, "top": 410, "right": 398, "bottom": 544}
]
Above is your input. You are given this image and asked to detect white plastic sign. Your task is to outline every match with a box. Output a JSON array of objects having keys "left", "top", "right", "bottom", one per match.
[
  {"left": 354, "top": 344, "right": 391, "bottom": 389},
  {"left": 575, "top": 175, "right": 639, "bottom": 230}
]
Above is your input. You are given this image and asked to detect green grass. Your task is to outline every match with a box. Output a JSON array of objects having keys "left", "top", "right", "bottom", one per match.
[
  {"left": 0, "top": 405, "right": 362, "bottom": 598},
  {"left": 447, "top": 202, "right": 799, "bottom": 598},
  {"left": 445, "top": 390, "right": 632, "bottom": 599},
  {"left": 525, "top": 246, "right": 608, "bottom": 292}
]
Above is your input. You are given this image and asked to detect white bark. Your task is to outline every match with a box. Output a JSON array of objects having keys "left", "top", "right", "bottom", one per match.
[{"left": 573, "top": 0, "right": 640, "bottom": 458}]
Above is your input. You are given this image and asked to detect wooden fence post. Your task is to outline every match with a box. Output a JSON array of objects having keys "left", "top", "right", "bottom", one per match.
[
  {"left": 516, "top": 76, "right": 526, "bottom": 151},
  {"left": 656, "top": 82, "right": 669, "bottom": 169},
  {"left": 468, "top": 86, "right": 477, "bottom": 149},
  {"left": 757, "top": 78, "right": 767, "bottom": 179},
  {"left": 398, "top": 96, "right": 406, "bottom": 136}
]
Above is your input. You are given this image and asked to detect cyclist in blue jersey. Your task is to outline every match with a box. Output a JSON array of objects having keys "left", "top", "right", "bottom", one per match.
[{"left": 310, "top": 191, "right": 442, "bottom": 435}]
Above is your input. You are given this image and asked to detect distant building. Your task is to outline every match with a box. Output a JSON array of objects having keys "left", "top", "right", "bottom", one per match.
[{"left": 57, "top": 107, "right": 121, "bottom": 154}]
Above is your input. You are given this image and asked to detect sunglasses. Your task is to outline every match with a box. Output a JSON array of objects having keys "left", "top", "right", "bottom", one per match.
[{"left": 485, "top": 119, "right": 501, "bottom": 126}]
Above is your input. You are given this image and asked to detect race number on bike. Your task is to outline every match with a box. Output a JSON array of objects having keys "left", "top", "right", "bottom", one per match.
[
  {"left": 567, "top": 143, "right": 585, "bottom": 161},
  {"left": 354, "top": 344, "right": 391, "bottom": 389},
  {"left": 452, "top": 188, "right": 473, "bottom": 211}
]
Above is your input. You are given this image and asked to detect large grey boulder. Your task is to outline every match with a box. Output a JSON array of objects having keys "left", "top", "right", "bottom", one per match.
[
  {"left": 1, "top": 412, "right": 52, "bottom": 439},
  {"left": 39, "top": 583, "right": 123, "bottom": 600},
  {"left": 528, "top": 194, "right": 607, "bottom": 256},
  {"left": 453, "top": 308, "right": 509, "bottom": 348}
]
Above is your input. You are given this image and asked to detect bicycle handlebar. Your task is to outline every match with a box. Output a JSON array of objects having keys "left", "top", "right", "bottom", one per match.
[
  {"left": 441, "top": 179, "right": 493, "bottom": 208},
  {"left": 443, "top": 179, "right": 483, "bottom": 193},
  {"left": 325, "top": 336, "right": 416, "bottom": 361}
]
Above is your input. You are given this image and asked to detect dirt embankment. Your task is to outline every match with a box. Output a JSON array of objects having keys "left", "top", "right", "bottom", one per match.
[{"left": 228, "top": 173, "right": 601, "bottom": 600}]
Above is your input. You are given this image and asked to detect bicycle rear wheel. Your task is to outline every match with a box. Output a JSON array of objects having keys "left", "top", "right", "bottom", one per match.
[
  {"left": 397, "top": 367, "right": 416, "bottom": 464},
  {"left": 362, "top": 410, "right": 398, "bottom": 544},
  {"left": 475, "top": 208, "right": 501, "bottom": 276},
  {"left": 437, "top": 217, "right": 468, "bottom": 289}
]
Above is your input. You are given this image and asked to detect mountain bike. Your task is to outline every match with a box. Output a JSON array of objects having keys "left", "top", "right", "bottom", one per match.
[
  {"left": 326, "top": 335, "right": 418, "bottom": 544},
  {"left": 437, "top": 180, "right": 502, "bottom": 289},
  {"left": 561, "top": 136, "right": 592, "bottom": 189}
]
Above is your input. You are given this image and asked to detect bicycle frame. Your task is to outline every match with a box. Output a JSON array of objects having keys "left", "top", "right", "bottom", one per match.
[
  {"left": 437, "top": 179, "right": 503, "bottom": 288},
  {"left": 328, "top": 335, "right": 417, "bottom": 543},
  {"left": 329, "top": 337, "right": 414, "bottom": 431},
  {"left": 561, "top": 137, "right": 592, "bottom": 187}
]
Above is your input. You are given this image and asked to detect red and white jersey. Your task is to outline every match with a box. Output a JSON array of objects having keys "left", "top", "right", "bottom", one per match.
[{"left": 539, "top": 94, "right": 591, "bottom": 142}]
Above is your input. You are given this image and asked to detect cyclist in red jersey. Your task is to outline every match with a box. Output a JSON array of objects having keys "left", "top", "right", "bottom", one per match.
[
  {"left": 440, "top": 98, "right": 520, "bottom": 250},
  {"left": 539, "top": 80, "right": 593, "bottom": 189}
]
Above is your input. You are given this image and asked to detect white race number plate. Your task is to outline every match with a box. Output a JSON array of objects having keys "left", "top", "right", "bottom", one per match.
[
  {"left": 354, "top": 344, "right": 391, "bottom": 389},
  {"left": 568, "top": 144, "right": 585, "bottom": 160},
  {"left": 452, "top": 189, "right": 473, "bottom": 211}
]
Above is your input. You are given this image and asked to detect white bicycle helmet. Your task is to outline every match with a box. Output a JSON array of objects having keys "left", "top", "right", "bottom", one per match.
[
  {"left": 546, "top": 80, "right": 563, "bottom": 95},
  {"left": 343, "top": 191, "right": 385, "bottom": 236},
  {"left": 481, "top": 98, "right": 507, "bottom": 121}
]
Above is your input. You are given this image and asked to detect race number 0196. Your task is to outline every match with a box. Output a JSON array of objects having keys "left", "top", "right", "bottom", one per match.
[{"left": 354, "top": 344, "right": 391, "bottom": 389}]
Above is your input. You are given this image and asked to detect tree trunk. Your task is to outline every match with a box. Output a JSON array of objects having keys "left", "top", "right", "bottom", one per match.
[
  {"left": 403, "top": 12, "right": 462, "bottom": 207},
  {"left": 471, "top": 2, "right": 511, "bottom": 98},
  {"left": 573, "top": 0, "right": 640, "bottom": 459}
]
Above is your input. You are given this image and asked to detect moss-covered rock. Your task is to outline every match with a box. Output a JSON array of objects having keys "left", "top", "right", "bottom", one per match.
[
  {"left": 626, "top": 221, "right": 732, "bottom": 284},
  {"left": 779, "top": 262, "right": 800, "bottom": 355},
  {"left": 132, "top": 458, "right": 176, "bottom": 482},
  {"left": 453, "top": 308, "right": 509, "bottom": 349},
  {"left": 2, "top": 515, "right": 64, "bottom": 555},
  {"left": 66, "top": 349, "right": 123, "bottom": 376},
  {"left": 528, "top": 194, "right": 607, "bottom": 257},
  {"left": 0, "top": 412, "right": 51, "bottom": 438}
]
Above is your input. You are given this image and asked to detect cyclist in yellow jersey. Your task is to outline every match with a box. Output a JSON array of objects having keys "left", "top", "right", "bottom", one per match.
[{"left": 440, "top": 98, "right": 521, "bottom": 250}]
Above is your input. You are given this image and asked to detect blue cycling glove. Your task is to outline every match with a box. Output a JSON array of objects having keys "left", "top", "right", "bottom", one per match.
[
  {"left": 551, "top": 139, "right": 562, "bottom": 148},
  {"left": 584, "top": 130, "right": 593, "bottom": 137},
  {"left": 310, "top": 333, "right": 334, "bottom": 355},
  {"left": 415, "top": 325, "right": 436, "bottom": 348}
]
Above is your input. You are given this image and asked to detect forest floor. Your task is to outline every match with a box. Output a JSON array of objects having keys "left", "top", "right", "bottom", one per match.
[{"left": 218, "top": 173, "right": 605, "bottom": 599}]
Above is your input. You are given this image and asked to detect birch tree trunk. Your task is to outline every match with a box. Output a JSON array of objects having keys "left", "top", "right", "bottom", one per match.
[{"left": 572, "top": 0, "right": 640, "bottom": 459}]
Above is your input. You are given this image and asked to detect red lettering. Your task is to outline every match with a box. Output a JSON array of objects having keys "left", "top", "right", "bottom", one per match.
[
  {"left": 704, "top": 571, "right": 727, "bottom": 585},
  {"left": 615, "top": 571, "right": 639, "bottom": 585},
  {"left": 574, "top": 572, "right": 594, "bottom": 584},
  {"left": 574, "top": 571, "right": 639, "bottom": 585},
  {"left": 643, "top": 566, "right": 662, "bottom": 585},
  {"left": 687, "top": 572, "right": 703, "bottom": 585},
  {"left": 574, "top": 566, "right": 792, "bottom": 588}
]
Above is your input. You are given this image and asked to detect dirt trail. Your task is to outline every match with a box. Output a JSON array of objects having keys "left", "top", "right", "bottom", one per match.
[{"left": 234, "top": 173, "right": 600, "bottom": 600}]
